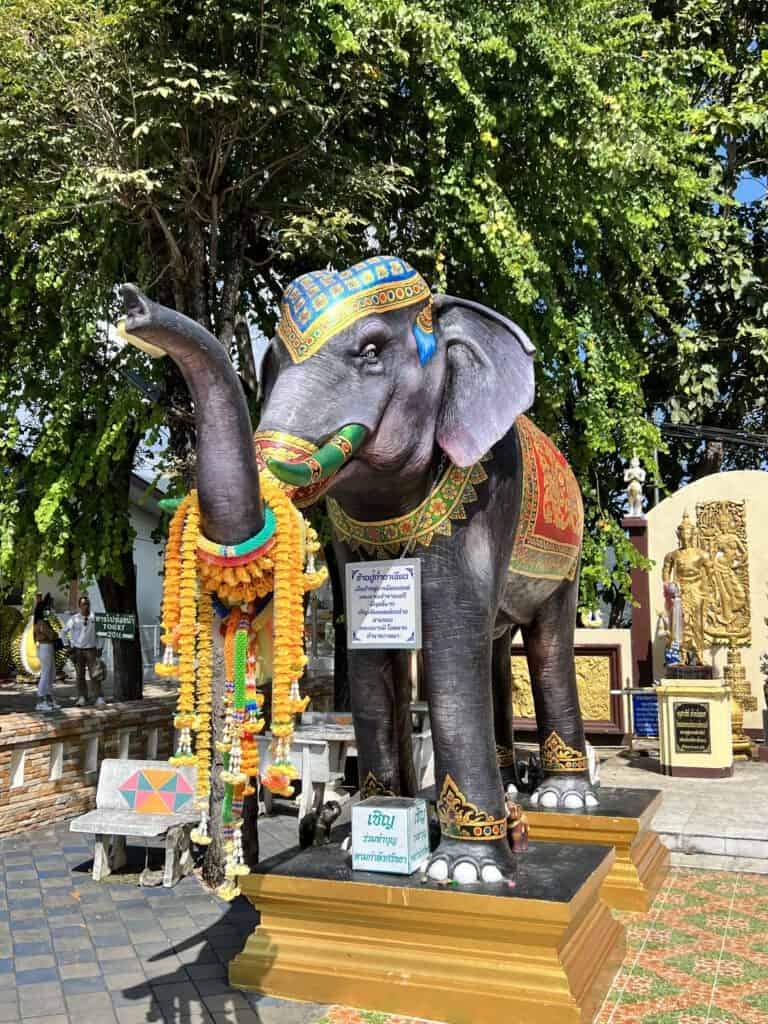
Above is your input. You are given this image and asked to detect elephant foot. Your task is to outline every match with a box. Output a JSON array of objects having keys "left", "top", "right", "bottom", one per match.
[
  {"left": 425, "top": 837, "right": 516, "bottom": 886},
  {"left": 530, "top": 776, "right": 598, "bottom": 810}
]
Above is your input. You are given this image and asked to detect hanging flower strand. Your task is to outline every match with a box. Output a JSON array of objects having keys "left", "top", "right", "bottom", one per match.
[{"left": 154, "top": 474, "right": 325, "bottom": 901}]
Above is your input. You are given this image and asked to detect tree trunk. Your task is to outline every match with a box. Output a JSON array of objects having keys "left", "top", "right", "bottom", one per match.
[
  {"left": 203, "top": 668, "right": 227, "bottom": 886},
  {"left": 97, "top": 549, "right": 143, "bottom": 702}
]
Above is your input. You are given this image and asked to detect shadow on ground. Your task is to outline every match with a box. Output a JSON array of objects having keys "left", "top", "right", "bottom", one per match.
[{"left": 0, "top": 817, "right": 330, "bottom": 1023}]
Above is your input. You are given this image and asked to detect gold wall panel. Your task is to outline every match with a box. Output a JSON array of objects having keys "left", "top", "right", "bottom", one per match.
[{"left": 511, "top": 653, "right": 612, "bottom": 721}]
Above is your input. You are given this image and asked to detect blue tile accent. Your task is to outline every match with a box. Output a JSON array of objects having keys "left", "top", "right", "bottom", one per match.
[
  {"left": 51, "top": 925, "right": 89, "bottom": 939},
  {"left": 13, "top": 940, "right": 53, "bottom": 956},
  {"left": 0, "top": 958, "right": 13, "bottom": 974},
  {"left": 53, "top": 948, "right": 98, "bottom": 965},
  {"left": 11, "top": 918, "right": 51, "bottom": 932},
  {"left": 8, "top": 897, "right": 43, "bottom": 910},
  {"left": 15, "top": 966, "right": 59, "bottom": 985},
  {"left": 62, "top": 976, "right": 107, "bottom": 995},
  {"left": 89, "top": 931, "right": 130, "bottom": 948}
]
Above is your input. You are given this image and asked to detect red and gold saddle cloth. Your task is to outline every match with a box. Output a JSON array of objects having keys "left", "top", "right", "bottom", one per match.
[{"left": 509, "top": 416, "right": 583, "bottom": 582}]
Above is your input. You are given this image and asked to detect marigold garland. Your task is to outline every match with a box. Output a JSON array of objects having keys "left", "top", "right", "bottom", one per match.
[{"left": 155, "top": 475, "right": 325, "bottom": 901}]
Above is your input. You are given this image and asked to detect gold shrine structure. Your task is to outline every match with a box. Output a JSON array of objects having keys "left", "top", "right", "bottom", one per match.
[{"left": 660, "top": 500, "right": 757, "bottom": 758}]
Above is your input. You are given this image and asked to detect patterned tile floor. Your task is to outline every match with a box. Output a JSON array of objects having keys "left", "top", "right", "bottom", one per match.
[
  {"left": 596, "top": 869, "right": 768, "bottom": 1024},
  {"left": 2, "top": 819, "right": 767, "bottom": 1023}
]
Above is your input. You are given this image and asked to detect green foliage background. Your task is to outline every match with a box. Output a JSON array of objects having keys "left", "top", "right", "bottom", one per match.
[{"left": 0, "top": 0, "right": 765, "bottom": 621}]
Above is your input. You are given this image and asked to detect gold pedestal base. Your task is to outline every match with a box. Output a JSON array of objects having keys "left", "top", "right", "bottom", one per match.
[
  {"left": 525, "top": 792, "right": 670, "bottom": 913},
  {"left": 231, "top": 848, "right": 625, "bottom": 1024}
]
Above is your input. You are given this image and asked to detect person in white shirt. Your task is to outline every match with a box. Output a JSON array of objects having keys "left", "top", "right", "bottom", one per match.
[{"left": 62, "top": 595, "right": 104, "bottom": 707}]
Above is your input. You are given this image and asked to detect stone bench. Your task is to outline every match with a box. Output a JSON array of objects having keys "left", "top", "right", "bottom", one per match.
[
  {"left": 257, "top": 736, "right": 346, "bottom": 820},
  {"left": 70, "top": 759, "right": 198, "bottom": 887}
]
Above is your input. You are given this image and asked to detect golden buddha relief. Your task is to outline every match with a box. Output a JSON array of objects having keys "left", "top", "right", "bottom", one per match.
[
  {"left": 661, "top": 502, "right": 751, "bottom": 665},
  {"left": 696, "top": 500, "right": 750, "bottom": 647}
]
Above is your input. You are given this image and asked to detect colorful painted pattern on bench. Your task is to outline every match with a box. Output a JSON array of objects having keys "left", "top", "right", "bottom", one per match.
[{"left": 118, "top": 768, "right": 194, "bottom": 814}]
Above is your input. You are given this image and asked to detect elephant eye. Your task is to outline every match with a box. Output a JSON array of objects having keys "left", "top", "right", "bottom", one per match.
[{"left": 361, "top": 343, "right": 379, "bottom": 362}]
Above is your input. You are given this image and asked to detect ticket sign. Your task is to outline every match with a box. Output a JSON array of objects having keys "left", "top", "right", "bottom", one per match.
[
  {"left": 674, "top": 701, "right": 711, "bottom": 754},
  {"left": 95, "top": 613, "right": 137, "bottom": 641},
  {"left": 346, "top": 559, "right": 421, "bottom": 650},
  {"left": 351, "top": 797, "right": 429, "bottom": 875}
]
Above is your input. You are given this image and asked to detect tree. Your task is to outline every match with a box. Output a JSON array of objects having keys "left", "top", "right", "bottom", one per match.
[
  {"left": 2, "top": 0, "right": 757, "bottom": 863},
  {"left": 646, "top": 2, "right": 768, "bottom": 488}
]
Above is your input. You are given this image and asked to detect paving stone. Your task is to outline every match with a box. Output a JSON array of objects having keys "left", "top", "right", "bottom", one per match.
[
  {"left": 18, "top": 994, "right": 67, "bottom": 1019},
  {"left": 150, "top": 980, "right": 199, "bottom": 1004},
  {"left": 99, "top": 956, "right": 143, "bottom": 975},
  {"left": 64, "top": 991, "right": 118, "bottom": 1021},
  {"left": 185, "top": 963, "right": 227, "bottom": 981},
  {"left": 51, "top": 925, "right": 89, "bottom": 939},
  {"left": 243, "top": 997, "right": 331, "bottom": 1024},
  {"left": 14, "top": 953, "right": 56, "bottom": 971},
  {"left": 61, "top": 976, "right": 107, "bottom": 996},
  {"left": 88, "top": 930, "right": 131, "bottom": 948},
  {"left": 200, "top": 993, "right": 252, "bottom": 1014},
  {"left": 114, "top": 1006, "right": 162, "bottom": 1024},
  {"left": 102, "top": 971, "right": 146, "bottom": 991},
  {"left": 0, "top": 1005, "right": 18, "bottom": 1024},
  {"left": 58, "top": 961, "right": 103, "bottom": 980},
  {"left": 95, "top": 945, "right": 135, "bottom": 963},
  {"left": 0, "top": 988, "right": 17, "bottom": 1005},
  {"left": 13, "top": 939, "right": 53, "bottom": 956},
  {"left": 52, "top": 935, "right": 93, "bottom": 951},
  {"left": 56, "top": 948, "right": 98, "bottom": 965},
  {"left": 22, "top": 1017, "right": 68, "bottom": 1024},
  {"left": 193, "top": 979, "right": 233, "bottom": 998},
  {"left": 15, "top": 966, "right": 60, "bottom": 985}
]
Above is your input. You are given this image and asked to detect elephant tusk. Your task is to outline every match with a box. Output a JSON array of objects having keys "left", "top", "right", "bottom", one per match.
[
  {"left": 267, "top": 424, "right": 368, "bottom": 487},
  {"left": 115, "top": 317, "right": 167, "bottom": 359}
]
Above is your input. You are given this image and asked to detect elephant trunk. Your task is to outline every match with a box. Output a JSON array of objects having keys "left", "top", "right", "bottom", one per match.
[
  {"left": 266, "top": 424, "right": 368, "bottom": 487},
  {"left": 119, "top": 284, "right": 263, "bottom": 546}
]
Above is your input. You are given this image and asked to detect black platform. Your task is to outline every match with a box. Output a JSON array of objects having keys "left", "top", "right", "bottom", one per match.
[
  {"left": 418, "top": 784, "right": 663, "bottom": 821},
  {"left": 255, "top": 827, "right": 613, "bottom": 903}
]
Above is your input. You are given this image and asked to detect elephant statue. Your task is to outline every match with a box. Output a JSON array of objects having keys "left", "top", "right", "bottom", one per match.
[{"left": 120, "top": 254, "right": 597, "bottom": 885}]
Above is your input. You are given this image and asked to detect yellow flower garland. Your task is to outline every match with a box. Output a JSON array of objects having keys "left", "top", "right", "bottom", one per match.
[{"left": 156, "top": 477, "right": 326, "bottom": 896}]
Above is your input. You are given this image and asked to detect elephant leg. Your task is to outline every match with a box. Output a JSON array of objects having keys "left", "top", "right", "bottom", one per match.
[
  {"left": 523, "top": 579, "right": 598, "bottom": 810},
  {"left": 491, "top": 627, "right": 519, "bottom": 791},
  {"left": 422, "top": 613, "right": 515, "bottom": 884},
  {"left": 349, "top": 648, "right": 404, "bottom": 796},
  {"left": 393, "top": 649, "right": 417, "bottom": 798}
]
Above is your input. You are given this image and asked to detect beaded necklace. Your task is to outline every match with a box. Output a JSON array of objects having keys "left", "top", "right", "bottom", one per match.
[{"left": 327, "top": 456, "right": 490, "bottom": 558}]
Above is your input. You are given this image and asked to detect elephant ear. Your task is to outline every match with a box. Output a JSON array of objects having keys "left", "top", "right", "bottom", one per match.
[
  {"left": 256, "top": 339, "right": 280, "bottom": 403},
  {"left": 434, "top": 294, "right": 535, "bottom": 468}
]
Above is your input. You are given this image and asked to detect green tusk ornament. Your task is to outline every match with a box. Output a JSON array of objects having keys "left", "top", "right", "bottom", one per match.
[{"left": 267, "top": 424, "right": 368, "bottom": 487}]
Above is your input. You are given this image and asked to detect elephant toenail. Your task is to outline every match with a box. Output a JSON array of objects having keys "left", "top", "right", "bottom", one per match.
[
  {"left": 506, "top": 783, "right": 519, "bottom": 796},
  {"left": 481, "top": 864, "right": 503, "bottom": 883},
  {"left": 530, "top": 790, "right": 540, "bottom": 805},
  {"left": 540, "top": 790, "right": 559, "bottom": 808},
  {"left": 453, "top": 861, "right": 479, "bottom": 885},
  {"left": 563, "top": 793, "right": 584, "bottom": 809},
  {"left": 586, "top": 794, "right": 599, "bottom": 807},
  {"left": 427, "top": 858, "right": 449, "bottom": 881}
]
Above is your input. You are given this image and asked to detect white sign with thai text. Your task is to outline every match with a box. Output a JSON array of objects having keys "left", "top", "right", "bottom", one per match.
[{"left": 346, "top": 558, "right": 421, "bottom": 650}]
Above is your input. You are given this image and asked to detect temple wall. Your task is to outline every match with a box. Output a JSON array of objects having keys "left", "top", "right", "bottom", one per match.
[{"left": 647, "top": 470, "right": 768, "bottom": 731}]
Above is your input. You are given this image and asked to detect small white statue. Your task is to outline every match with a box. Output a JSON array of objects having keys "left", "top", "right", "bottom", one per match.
[{"left": 624, "top": 454, "right": 646, "bottom": 517}]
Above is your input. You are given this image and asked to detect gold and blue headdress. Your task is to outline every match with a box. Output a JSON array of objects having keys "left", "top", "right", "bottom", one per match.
[{"left": 276, "top": 255, "right": 436, "bottom": 365}]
